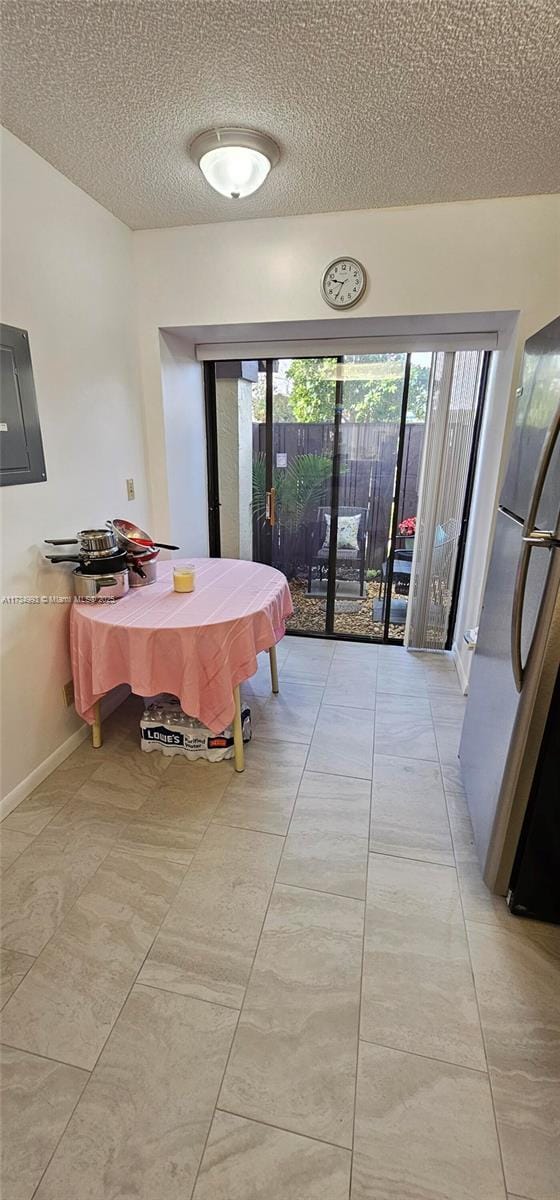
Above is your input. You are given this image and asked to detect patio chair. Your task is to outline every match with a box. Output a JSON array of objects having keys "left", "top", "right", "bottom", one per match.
[
  {"left": 430, "top": 518, "right": 461, "bottom": 606},
  {"left": 378, "top": 542, "right": 414, "bottom": 603},
  {"left": 307, "top": 506, "right": 368, "bottom": 597},
  {"left": 378, "top": 518, "right": 462, "bottom": 605}
]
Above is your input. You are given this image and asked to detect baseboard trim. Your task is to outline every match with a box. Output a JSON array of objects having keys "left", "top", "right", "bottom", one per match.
[
  {"left": 0, "top": 724, "right": 88, "bottom": 822},
  {"left": 1, "top": 684, "right": 131, "bottom": 822},
  {"left": 452, "top": 642, "right": 469, "bottom": 695}
]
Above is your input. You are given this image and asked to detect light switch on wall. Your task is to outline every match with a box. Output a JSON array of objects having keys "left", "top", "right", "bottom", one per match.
[{"left": 126, "top": 478, "right": 135, "bottom": 501}]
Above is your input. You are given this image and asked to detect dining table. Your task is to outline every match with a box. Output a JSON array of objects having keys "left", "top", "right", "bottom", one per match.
[{"left": 70, "top": 557, "right": 293, "bottom": 771}]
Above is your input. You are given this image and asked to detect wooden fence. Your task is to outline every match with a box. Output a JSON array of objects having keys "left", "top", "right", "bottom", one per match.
[{"left": 252, "top": 420, "right": 425, "bottom": 574}]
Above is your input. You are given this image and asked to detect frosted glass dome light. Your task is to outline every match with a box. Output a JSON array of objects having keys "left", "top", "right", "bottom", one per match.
[
  {"left": 199, "top": 146, "right": 271, "bottom": 198},
  {"left": 190, "top": 129, "right": 279, "bottom": 199}
]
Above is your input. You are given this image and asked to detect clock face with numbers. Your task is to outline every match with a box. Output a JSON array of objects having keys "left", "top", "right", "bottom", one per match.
[{"left": 321, "top": 257, "right": 367, "bottom": 309}]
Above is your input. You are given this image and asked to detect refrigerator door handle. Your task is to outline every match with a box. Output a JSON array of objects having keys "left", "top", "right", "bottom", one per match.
[{"left": 511, "top": 403, "right": 560, "bottom": 692}]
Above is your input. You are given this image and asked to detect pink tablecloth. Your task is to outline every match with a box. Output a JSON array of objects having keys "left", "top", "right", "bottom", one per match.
[{"left": 70, "top": 558, "right": 293, "bottom": 731}]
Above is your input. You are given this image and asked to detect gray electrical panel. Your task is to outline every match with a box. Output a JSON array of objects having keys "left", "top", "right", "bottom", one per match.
[{"left": 1, "top": 323, "right": 47, "bottom": 486}]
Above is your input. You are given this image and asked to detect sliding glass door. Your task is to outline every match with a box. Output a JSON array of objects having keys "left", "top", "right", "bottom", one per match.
[
  {"left": 331, "top": 354, "right": 430, "bottom": 638},
  {"left": 407, "top": 350, "right": 489, "bottom": 650},
  {"left": 206, "top": 350, "right": 486, "bottom": 644}
]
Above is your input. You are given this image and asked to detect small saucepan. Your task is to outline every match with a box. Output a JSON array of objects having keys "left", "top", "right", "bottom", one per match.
[
  {"left": 45, "top": 529, "right": 118, "bottom": 556},
  {"left": 77, "top": 528, "right": 118, "bottom": 554}
]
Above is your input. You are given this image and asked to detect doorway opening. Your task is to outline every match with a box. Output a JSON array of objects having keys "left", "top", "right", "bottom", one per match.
[{"left": 204, "top": 351, "right": 489, "bottom": 645}]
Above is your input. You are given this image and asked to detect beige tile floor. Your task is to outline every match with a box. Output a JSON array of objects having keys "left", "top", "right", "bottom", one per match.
[{"left": 1, "top": 640, "right": 559, "bottom": 1200}]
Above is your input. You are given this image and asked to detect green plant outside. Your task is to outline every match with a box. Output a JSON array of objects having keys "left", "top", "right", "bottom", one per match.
[
  {"left": 252, "top": 452, "right": 334, "bottom": 531},
  {"left": 251, "top": 354, "right": 430, "bottom": 423}
]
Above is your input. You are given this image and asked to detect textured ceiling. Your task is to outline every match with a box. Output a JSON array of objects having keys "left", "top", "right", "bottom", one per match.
[{"left": 1, "top": 0, "right": 559, "bottom": 229}]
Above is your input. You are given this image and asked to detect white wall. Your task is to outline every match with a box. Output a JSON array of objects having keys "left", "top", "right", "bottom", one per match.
[
  {"left": 133, "top": 193, "right": 560, "bottom": 673},
  {"left": 159, "top": 330, "right": 207, "bottom": 556},
  {"left": 237, "top": 379, "right": 253, "bottom": 560},
  {"left": 0, "top": 128, "right": 150, "bottom": 804},
  {"left": 134, "top": 195, "right": 559, "bottom": 332},
  {"left": 452, "top": 341, "right": 518, "bottom": 689},
  {"left": 216, "top": 376, "right": 253, "bottom": 560}
]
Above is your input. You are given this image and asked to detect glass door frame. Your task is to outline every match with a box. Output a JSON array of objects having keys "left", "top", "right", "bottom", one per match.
[
  {"left": 203, "top": 361, "right": 222, "bottom": 557},
  {"left": 263, "top": 355, "right": 346, "bottom": 636},
  {"left": 203, "top": 352, "right": 488, "bottom": 646},
  {"left": 262, "top": 359, "right": 274, "bottom": 567},
  {"left": 443, "top": 348, "right": 491, "bottom": 649},
  {"left": 324, "top": 356, "right": 344, "bottom": 634}
]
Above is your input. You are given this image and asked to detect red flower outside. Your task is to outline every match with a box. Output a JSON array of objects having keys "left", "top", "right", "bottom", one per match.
[{"left": 398, "top": 516, "right": 416, "bottom": 537}]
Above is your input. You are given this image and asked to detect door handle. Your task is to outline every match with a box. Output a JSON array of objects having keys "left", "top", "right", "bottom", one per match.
[
  {"left": 522, "top": 530, "right": 560, "bottom": 548},
  {"left": 511, "top": 403, "right": 560, "bottom": 692},
  {"left": 265, "top": 487, "right": 277, "bottom": 527}
]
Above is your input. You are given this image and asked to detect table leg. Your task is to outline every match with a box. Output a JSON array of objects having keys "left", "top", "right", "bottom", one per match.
[
  {"left": 269, "top": 644, "right": 279, "bottom": 694},
  {"left": 233, "top": 685, "right": 244, "bottom": 772},
  {"left": 92, "top": 700, "right": 103, "bottom": 749}
]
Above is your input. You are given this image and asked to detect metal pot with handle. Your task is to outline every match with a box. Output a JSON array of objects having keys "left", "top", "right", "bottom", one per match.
[
  {"left": 77, "top": 529, "right": 118, "bottom": 554},
  {"left": 46, "top": 549, "right": 128, "bottom": 574},
  {"left": 107, "top": 519, "right": 179, "bottom": 588},
  {"left": 128, "top": 549, "right": 159, "bottom": 587},
  {"left": 107, "top": 519, "right": 178, "bottom": 554},
  {"left": 45, "top": 529, "right": 119, "bottom": 556},
  {"left": 73, "top": 569, "right": 129, "bottom": 601}
]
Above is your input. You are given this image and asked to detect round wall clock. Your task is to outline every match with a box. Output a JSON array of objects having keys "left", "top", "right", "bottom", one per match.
[{"left": 321, "top": 257, "right": 367, "bottom": 309}]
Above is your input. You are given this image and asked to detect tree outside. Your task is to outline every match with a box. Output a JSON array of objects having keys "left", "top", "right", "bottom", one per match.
[{"left": 252, "top": 354, "right": 430, "bottom": 423}]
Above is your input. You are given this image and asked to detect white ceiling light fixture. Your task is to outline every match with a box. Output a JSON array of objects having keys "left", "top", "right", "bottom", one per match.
[{"left": 190, "top": 128, "right": 280, "bottom": 199}]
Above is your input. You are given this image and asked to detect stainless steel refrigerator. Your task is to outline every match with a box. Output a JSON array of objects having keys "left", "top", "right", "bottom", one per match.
[{"left": 459, "top": 315, "right": 560, "bottom": 898}]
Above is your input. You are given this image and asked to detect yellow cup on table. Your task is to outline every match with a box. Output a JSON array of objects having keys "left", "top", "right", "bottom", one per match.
[{"left": 173, "top": 564, "right": 195, "bottom": 593}]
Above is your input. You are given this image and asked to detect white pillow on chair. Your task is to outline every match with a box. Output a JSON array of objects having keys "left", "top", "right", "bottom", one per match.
[{"left": 321, "top": 513, "right": 361, "bottom": 552}]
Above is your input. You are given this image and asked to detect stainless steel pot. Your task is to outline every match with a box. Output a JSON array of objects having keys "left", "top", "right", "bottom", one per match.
[
  {"left": 73, "top": 568, "right": 129, "bottom": 601},
  {"left": 128, "top": 551, "right": 159, "bottom": 587},
  {"left": 45, "top": 530, "right": 118, "bottom": 558},
  {"left": 77, "top": 529, "right": 118, "bottom": 554}
]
